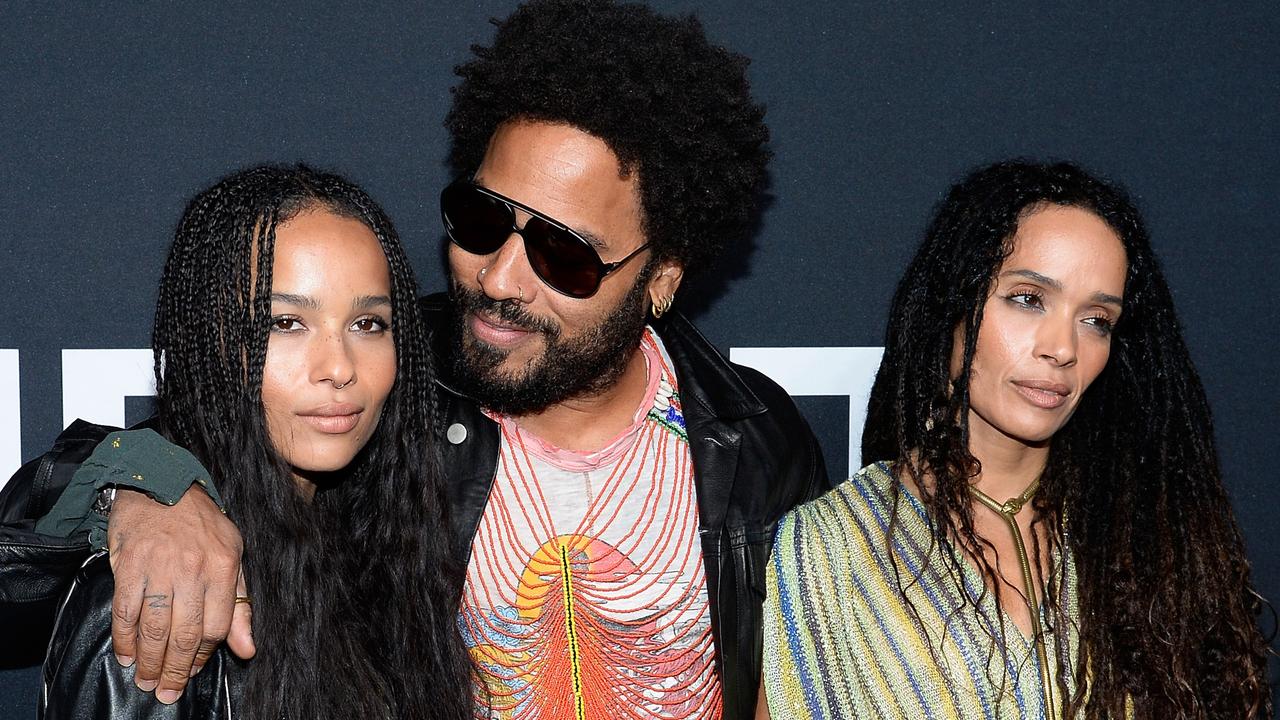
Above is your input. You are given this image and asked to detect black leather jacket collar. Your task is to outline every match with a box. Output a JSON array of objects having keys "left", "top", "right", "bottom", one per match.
[{"left": 424, "top": 294, "right": 830, "bottom": 719}]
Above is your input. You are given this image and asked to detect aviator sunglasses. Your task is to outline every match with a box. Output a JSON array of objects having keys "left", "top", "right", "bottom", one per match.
[{"left": 441, "top": 180, "right": 650, "bottom": 298}]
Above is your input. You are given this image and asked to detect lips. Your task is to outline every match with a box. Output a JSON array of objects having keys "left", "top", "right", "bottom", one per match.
[
  {"left": 296, "top": 403, "right": 363, "bottom": 434},
  {"left": 1011, "top": 379, "right": 1071, "bottom": 409},
  {"left": 469, "top": 310, "right": 535, "bottom": 347}
]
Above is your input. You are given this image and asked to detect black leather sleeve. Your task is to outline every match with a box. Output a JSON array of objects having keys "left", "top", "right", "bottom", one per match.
[
  {"left": 40, "top": 554, "right": 231, "bottom": 720},
  {"left": 0, "top": 421, "right": 111, "bottom": 669},
  {"left": 0, "top": 419, "right": 178, "bottom": 669},
  {"left": 0, "top": 420, "right": 120, "bottom": 525},
  {"left": 0, "top": 525, "right": 91, "bottom": 669}
]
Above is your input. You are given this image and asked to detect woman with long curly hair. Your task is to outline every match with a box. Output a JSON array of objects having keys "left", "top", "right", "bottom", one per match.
[
  {"left": 37, "top": 165, "right": 474, "bottom": 719},
  {"left": 760, "top": 161, "right": 1271, "bottom": 719}
]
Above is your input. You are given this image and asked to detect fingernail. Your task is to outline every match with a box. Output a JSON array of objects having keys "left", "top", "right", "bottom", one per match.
[
  {"left": 136, "top": 678, "right": 158, "bottom": 692},
  {"left": 156, "top": 689, "right": 182, "bottom": 705},
  {"left": 191, "top": 663, "right": 204, "bottom": 676},
  {"left": 115, "top": 654, "right": 134, "bottom": 667}
]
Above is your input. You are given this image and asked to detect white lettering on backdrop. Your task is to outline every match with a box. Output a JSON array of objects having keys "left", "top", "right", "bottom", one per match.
[
  {"left": 730, "top": 346, "right": 883, "bottom": 477},
  {"left": 0, "top": 350, "right": 19, "bottom": 482},
  {"left": 1, "top": 349, "right": 155, "bottom": 490},
  {"left": 60, "top": 349, "right": 156, "bottom": 430}
]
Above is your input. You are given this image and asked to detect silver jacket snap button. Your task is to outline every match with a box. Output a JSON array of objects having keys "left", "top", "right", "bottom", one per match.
[{"left": 446, "top": 423, "right": 468, "bottom": 445}]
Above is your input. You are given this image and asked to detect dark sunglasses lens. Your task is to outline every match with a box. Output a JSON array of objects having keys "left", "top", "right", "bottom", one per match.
[
  {"left": 523, "top": 217, "right": 603, "bottom": 297},
  {"left": 441, "top": 184, "right": 512, "bottom": 254}
]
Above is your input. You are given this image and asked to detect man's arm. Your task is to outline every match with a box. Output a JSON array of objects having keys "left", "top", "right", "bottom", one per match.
[{"left": 33, "top": 428, "right": 253, "bottom": 704}]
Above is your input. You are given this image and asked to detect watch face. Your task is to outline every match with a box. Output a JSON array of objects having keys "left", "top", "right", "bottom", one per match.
[{"left": 91, "top": 487, "right": 115, "bottom": 516}]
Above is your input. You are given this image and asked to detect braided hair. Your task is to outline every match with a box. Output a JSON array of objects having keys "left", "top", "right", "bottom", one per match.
[
  {"left": 152, "top": 164, "right": 473, "bottom": 719},
  {"left": 862, "top": 160, "right": 1271, "bottom": 718}
]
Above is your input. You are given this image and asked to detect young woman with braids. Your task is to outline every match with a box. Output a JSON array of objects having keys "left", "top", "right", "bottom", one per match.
[
  {"left": 34, "top": 165, "right": 474, "bottom": 718},
  {"left": 759, "top": 161, "right": 1271, "bottom": 719}
]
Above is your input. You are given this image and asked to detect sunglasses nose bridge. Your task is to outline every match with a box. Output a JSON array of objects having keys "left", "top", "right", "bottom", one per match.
[
  {"left": 497, "top": 200, "right": 540, "bottom": 259},
  {"left": 446, "top": 182, "right": 609, "bottom": 299},
  {"left": 508, "top": 204, "right": 537, "bottom": 232},
  {"left": 478, "top": 230, "right": 540, "bottom": 304}
]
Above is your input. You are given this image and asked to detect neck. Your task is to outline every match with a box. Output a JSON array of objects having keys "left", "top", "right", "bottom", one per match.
[
  {"left": 291, "top": 474, "right": 318, "bottom": 503},
  {"left": 512, "top": 347, "right": 650, "bottom": 452},
  {"left": 966, "top": 411, "right": 1050, "bottom": 502}
]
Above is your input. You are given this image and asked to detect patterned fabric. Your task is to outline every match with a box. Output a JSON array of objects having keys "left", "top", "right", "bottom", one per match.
[
  {"left": 763, "top": 462, "right": 1080, "bottom": 720},
  {"left": 461, "top": 329, "right": 721, "bottom": 720}
]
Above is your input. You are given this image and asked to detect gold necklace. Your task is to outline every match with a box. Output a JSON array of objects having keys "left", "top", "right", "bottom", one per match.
[{"left": 968, "top": 478, "right": 1058, "bottom": 720}]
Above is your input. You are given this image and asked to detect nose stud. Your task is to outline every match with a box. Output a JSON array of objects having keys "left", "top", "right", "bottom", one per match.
[{"left": 477, "top": 266, "right": 523, "bottom": 303}]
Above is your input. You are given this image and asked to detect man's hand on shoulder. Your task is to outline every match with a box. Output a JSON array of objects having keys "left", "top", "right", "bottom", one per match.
[{"left": 107, "top": 485, "right": 254, "bottom": 705}]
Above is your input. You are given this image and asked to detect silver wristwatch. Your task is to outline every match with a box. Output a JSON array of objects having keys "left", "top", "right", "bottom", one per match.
[{"left": 91, "top": 486, "right": 117, "bottom": 518}]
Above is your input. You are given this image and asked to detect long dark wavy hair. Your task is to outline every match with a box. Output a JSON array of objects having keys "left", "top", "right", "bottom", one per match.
[
  {"left": 862, "top": 160, "right": 1271, "bottom": 718},
  {"left": 151, "top": 165, "right": 474, "bottom": 719}
]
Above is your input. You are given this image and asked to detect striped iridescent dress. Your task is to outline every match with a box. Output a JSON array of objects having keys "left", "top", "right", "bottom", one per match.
[{"left": 763, "top": 462, "right": 1079, "bottom": 719}]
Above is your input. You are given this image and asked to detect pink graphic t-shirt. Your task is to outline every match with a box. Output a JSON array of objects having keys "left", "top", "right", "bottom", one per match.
[{"left": 460, "top": 329, "right": 721, "bottom": 720}]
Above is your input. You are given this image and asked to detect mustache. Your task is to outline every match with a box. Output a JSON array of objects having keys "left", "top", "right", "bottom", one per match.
[{"left": 451, "top": 283, "right": 559, "bottom": 337}]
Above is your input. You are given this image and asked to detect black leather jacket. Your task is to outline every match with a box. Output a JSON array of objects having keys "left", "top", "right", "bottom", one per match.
[
  {"left": 0, "top": 420, "right": 111, "bottom": 671},
  {"left": 44, "top": 554, "right": 240, "bottom": 718},
  {"left": 0, "top": 420, "right": 239, "bottom": 718},
  {"left": 0, "top": 295, "right": 831, "bottom": 719}
]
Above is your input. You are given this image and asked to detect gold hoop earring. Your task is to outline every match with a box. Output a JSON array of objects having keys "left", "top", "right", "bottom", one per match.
[{"left": 652, "top": 296, "right": 673, "bottom": 319}]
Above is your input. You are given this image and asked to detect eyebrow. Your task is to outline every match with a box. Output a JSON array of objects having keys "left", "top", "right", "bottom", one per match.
[
  {"left": 575, "top": 228, "right": 609, "bottom": 252},
  {"left": 270, "top": 292, "right": 320, "bottom": 310},
  {"left": 270, "top": 293, "right": 393, "bottom": 311},
  {"left": 1091, "top": 291, "right": 1124, "bottom": 307},
  {"left": 1001, "top": 269, "right": 1123, "bottom": 307},
  {"left": 352, "top": 294, "right": 393, "bottom": 311}
]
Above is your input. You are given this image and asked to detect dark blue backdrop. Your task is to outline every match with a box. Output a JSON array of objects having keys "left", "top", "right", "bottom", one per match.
[{"left": 2, "top": 2, "right": 1277, "bottom": 715}]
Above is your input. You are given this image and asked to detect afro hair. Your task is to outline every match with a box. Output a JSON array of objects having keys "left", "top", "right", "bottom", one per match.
[{"left": 445, "top": 0, "right": 771, "bottom": 274}]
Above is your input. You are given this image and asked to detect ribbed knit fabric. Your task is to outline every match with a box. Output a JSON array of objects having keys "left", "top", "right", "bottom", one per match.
[{"left": 763, "top": 462, "right": 1080, "bottom": 720}]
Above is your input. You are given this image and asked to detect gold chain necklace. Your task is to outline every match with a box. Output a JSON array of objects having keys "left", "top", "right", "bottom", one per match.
[{"left": 968, "top": 478, "right": 1059, "bottom": 720}]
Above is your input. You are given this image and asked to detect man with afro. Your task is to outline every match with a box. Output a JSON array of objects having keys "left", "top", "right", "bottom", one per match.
[{"left": 22, "top": 1, "right": 831, "bottom": 717}]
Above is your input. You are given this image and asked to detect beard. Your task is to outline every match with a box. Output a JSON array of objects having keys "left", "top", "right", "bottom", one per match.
[{"left": 447, "top": 268, "right": 653, "bottom": 416}]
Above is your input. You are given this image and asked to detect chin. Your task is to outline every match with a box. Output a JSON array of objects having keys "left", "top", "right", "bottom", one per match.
[
  {"left": 1000, "top": 414, "right": 1071, "bottom": 446},
  {"left": 1011, "top": 430, "right": 1056, "bottom": 446},
  {"left": 467, "top": 347, "right": 544, "bottom": 385},
  {"left": 290, "top": 444, "right": 364, "bottom": 474}
]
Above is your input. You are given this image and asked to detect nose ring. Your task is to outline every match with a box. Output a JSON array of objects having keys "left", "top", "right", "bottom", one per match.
[
  {"left": 334, "top": 379, "right": 352, "bottom": 390},
  {"left": 478, "top": 267, "right": 488, "bottom": 281},
  {"left": 518, "top": 285, "right": 525, "bottom": 303}
]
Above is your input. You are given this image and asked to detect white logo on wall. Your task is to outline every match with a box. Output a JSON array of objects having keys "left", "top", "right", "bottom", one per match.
[
  {"left": 0, "top": 347, "right": 882, "bottom": 487},
  {"left": 1, "top": 349, "right": 156, "bottom": 487},
  {"left": 730, "top": 347, "right": 884, "bottom": 476},
  {"left": 1, "top": 350, "right": 19, "bottom": 483}
]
